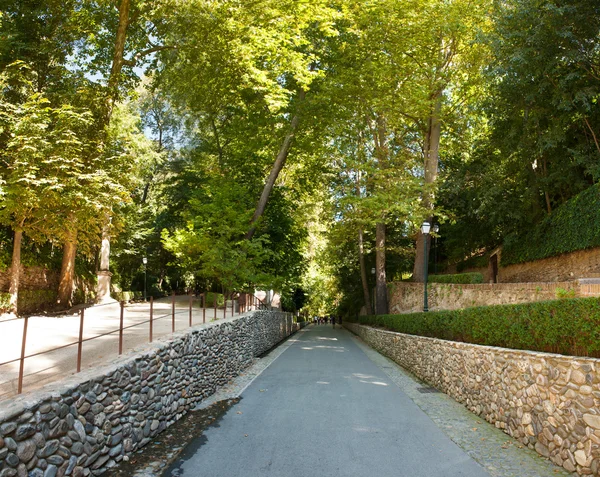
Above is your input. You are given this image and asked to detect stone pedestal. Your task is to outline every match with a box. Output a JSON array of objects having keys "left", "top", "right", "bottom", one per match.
[{"left": 96, "top": 270, "right": 116, "bottom": 304}]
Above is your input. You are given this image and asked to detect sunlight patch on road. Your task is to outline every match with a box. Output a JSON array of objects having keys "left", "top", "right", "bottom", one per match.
[{"left": 359, "top": 380, "right": 389, "bottom": 386}]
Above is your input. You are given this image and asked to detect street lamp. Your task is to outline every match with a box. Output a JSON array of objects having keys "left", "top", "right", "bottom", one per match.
[
  {"left": 142, "top": 257, "right": 148, "bottom": 302},
  {"left": 371, "top": 267, "right": 376, "bottom": 315},
  {"left": 432, "top": 224, "right": 440, "bottom": 275},
  {"left": 421, "top": 221, "right": 431, "bottom": 312}
]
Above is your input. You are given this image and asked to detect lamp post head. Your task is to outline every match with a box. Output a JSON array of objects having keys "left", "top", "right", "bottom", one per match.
[
  {"left": 421, "top": 221, "right": 431, "bottom": 235},
  {"left": 142, "top": 257, "right": 147, "bottom": 265},
  {"left": 433, "top": 224, "right": 439, "bottom": 234},
  {"left": 371, "top": 268, "right": 376, "bottom": 275}
]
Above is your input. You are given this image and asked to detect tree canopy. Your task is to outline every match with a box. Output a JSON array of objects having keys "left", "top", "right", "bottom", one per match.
[{"left": 0, "top": 0, "right": 598, "bottom": 316}]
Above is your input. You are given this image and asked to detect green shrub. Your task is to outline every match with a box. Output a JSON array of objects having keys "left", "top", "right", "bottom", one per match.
[
  {"left": 347, "top": 297, "right": 600, "bottom": 358},
  {"left": 18, "top": 290, "right": 57, "bottom": 314},
  {"left": 111, "top": 291, "right": 144, "bottom": 302},
  {"left": 204, "top": 292, "right": 224, "bottom": 308},
  {"left": 456, "top": 255, "right": 489, "bottom": 272},
  {"left": 502, "top": 184, "right": 600, "bottom": 265},
  {"left": 428, "top": 272, "right": 484, "bottom": 284},
  {"left": 0, "top": 292, "right": 10, "bottom": 313}
]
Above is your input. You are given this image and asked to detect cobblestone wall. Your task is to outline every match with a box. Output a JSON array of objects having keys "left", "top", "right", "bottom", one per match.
[
  {"left": 345, "top": 322, "right": 600, "bottom": 476},
  {"left": 387, "top": 281, "right": 581, "bottom": 314},
  {"left": 0, "top": 311, "right": 302, "bottom": 477}
]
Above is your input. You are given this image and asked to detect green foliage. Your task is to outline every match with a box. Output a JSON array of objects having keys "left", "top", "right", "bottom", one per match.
[
  {"left": 456, "top": 255, "right": 489, "bottom": 273},
  {"left": 555, "top": 288, "right": 577, "bottom": 299},
  {"left": 347, "top": 297, "right": 600, "bottom": 358},
  {"left": 502, "top": 184, "right": 600, "bottom": 265},
  {"left": 428, "top": 273, "right": 484, "bottom": 284},
  {"left": 111, "top": 291, "right": 144, "bottom": 303},
  {"left": 204, "top": 292, "right": 224, "bottom": 308},
  {"left": 0, "top": 292, "right": 10, "bottom": 313},
  {"left": 17, "top": 290, "right": 58, "bottom": 315}
]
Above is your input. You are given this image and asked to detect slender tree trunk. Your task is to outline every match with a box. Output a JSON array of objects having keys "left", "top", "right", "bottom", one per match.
[
  {"left": 94, "top": 0, "right": 131, "bottom": 300},
  {"left": 375, "top": 222, "right": 388, "bottom": 315},
  {"left": 246, "top": 89, "right": 306, "bottom": 240},
  {"left": 413, "top": 95, "right": 442, "bottom": 282},
  {"left": 9, "top": 228, "right": 23, "bottom": 314},
  {"left": 57, "top": 229, "right": 78, "bottom": 308},
  {"left": 358, "top": 228, "right": 372, "bottom": 314},
  {"left": 105, "top": 0, "right": 131, "bottom": 124}
]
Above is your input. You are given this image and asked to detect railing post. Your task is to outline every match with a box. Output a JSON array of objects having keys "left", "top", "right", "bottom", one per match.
[
  {"left": 77, "top": 309, "right": 84, "bottom": 373},
  {"left": 231, "top": 294, "right": 234, "bottom": 317},
  {"left": 149, "top": 296, "right": 154, "bottom": 343},
  {"left": 189, "top": 293, "right": 193, "bottom": 327},
  {"left": 223, "top": 292, "right": 227, "bottom": 320},
  {"left": 172, "top": 291, "right": 175, "bottom": 332},
  {"left": 214, "top": 293, "right": 217, "bottom": 320},
  {"left": 18, "top": 316, "right": 29, "bottom": 394},
  {"left": 119, "top": 301, "right": 125, "bottom": 355},
  {"left": 202, "top": 292, "right": 206, "bottom": 324}
]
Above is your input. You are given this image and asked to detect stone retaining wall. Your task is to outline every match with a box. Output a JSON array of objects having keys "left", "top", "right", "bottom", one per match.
[
  {"left": 388, "top": 281, "right": 583, "bottom": 314},
  {"left": 0, "top": 311, "right": 303, "bottom": 477},
  {"left": 345, "top": 322, "right": 600, "bottom": 476}
]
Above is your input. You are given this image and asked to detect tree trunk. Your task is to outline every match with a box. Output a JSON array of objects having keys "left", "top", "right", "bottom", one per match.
[
  {"left": 413, "top": 95, "right": 442, "bottom": 282},
  {"left": 375, "top": 223, "right": 388, "bottom": 315},
  {"left": 57, "top": 230, "right": 78, "bottom": 308},
  {"left": 358, "top": 228, "right": 372, "bottom": 315},
  {"left": 8, "top": 228, "right": 23, "bottom": 314},
  {"left": 96, "top": 0, "right": 132, "bottom": 296},
  {"left": 105, "top": 0, "right": 131, "bottom": 124},
  {"left": 246, "top": 89, "right": 306, "bottom": 240}
]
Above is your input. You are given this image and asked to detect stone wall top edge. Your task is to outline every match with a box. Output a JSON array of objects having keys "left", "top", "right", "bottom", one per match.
[
  {"left": 0, "top": 310, "right": 285, "bottom": 421},
  {"left": 390, "top": 281, "right": 578, "bottom": 289},
  {"left": 349, "top": 323, "right": 600, "bottom": 364}
]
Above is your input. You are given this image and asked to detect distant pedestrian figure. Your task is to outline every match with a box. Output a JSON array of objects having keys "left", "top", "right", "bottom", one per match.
[{"left": 332, "top": 315, "right": 336, "bottom": 328}]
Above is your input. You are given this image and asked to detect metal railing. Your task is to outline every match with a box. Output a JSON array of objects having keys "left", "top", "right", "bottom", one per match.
[{"left": 0, "top": 291, "right": 271, "bottom": 398}]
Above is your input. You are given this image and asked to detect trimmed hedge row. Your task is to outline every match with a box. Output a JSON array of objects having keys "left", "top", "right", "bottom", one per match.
[
  {"left": 0, "top": 290, "right": 62, "bottom": 315},
  {"left": 428, "top": 272, "right": 484, "bottom": 284},
  {"left": 347, "top": 297, "right": 600, "bottom": 358},
  {"left": 112, "top": 291, "right": 144, "bottom": 302},
  {"left": 502, "top": 184, "right": 600, "bottom": 266}
]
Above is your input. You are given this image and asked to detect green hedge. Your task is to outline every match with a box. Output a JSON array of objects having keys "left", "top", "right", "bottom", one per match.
[
  {"left": 204, "top": 292, "right": 224, "bottom": 308},
  {"left": 502, "top": 184, "right": 600, "bottom": 266},
  {"left": 112, "top": 291, "right": 144, "bottom": 302},
  {"left": 18, "top": 290, "right": 57, "bottom": 314},
  {"left": 428, "top": 272, "right": 484, "bottom": 284},
  {"left": 347, "top": 297, "right": 600, "bottom": 358}
]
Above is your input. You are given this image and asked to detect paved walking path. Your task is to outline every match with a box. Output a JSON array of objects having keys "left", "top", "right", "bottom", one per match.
[
  {"left": 162, "top": 325, "right": 492, "bottom": 477},
  {"left": 0, "top": 297, "right": 249, "bottom": 400}
]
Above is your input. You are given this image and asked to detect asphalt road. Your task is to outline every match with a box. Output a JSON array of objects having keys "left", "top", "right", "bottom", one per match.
[{"left": 163, "top": 325, "right": 491, "bottom": 477}]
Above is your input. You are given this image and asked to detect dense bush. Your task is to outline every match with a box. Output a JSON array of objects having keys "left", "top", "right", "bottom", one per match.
[
  {"left": 347, "top": 297, "right": 600, "bottom": 358},
  {"left": 428, "top": 272, "right": 484, "bottom": 284},
  {"left": 204, "top": 292, "right": 224, "bottom": 308},
  {"left": 456, "top": 255, "right": 489, "bottom": 272},
  {"left": 0, "top": 292, "right": 10, "bottom": 313},
  {"left": 112, "top": 291, "right": 144, "bottom": 302},
  {"left": 502, "top": 184, "right": 600, "bottom": 266},
  {"left": 18, "top": 290, "right": 57, "bottom": 314}
]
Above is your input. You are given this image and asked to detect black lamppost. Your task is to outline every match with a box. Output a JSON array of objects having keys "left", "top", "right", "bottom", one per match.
[
  {"left": 142, "top": 257, "right": 147, "bottom": 302},
  {"left": 433, "top": 223, "right": 440, "bottom": 275},
  {"left": 421, "top": 221, "right": 431, "bottom": 312},
  {"left": 371, "top": 267, "right": 376, "bottom": 315}
]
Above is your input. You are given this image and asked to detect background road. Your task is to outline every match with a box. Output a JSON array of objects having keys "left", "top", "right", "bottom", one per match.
[{"left": 163, "top": 325, "right": 491, "bottom": 477}]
